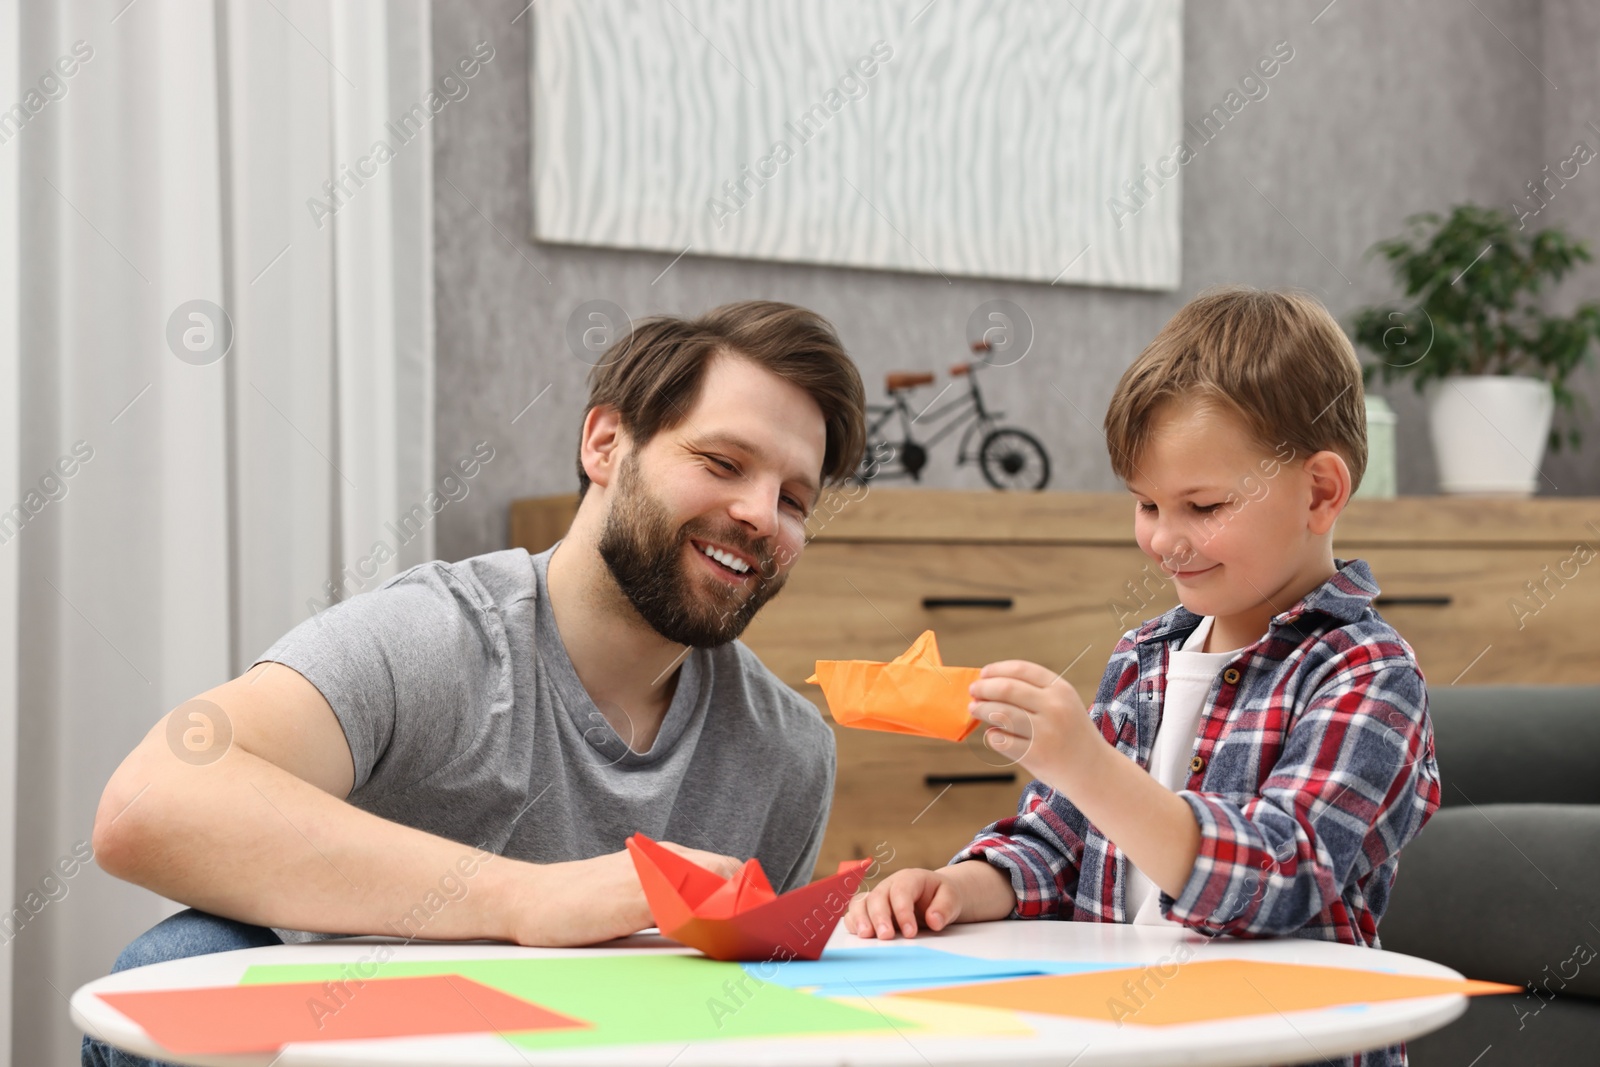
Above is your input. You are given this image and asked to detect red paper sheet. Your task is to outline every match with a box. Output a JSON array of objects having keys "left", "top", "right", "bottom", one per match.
[{"left": 97, "top": 973, "right": 588, "bottom": 1055}]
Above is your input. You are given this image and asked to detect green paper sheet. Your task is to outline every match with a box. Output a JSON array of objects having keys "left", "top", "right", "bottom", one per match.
[{"left": 241, "top": 954, "right": 915, "bottom": 1051}]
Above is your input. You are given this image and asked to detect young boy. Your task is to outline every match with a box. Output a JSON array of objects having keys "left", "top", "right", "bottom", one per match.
[{"left": 845, "top": 288, "right": 1441, "bottom": 1067}]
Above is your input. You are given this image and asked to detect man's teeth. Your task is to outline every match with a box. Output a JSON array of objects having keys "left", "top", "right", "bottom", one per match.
[{"left": 699, "top": 543, "right": 750, "bottom": 574}]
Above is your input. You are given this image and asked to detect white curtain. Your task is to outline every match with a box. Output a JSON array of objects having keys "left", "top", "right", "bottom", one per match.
[{"left": 0, "top": 1, "right": 434, "bottom": 1062}]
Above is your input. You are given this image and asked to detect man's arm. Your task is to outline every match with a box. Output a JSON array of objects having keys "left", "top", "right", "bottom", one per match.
[{"left": 92, "top": 661, "right": 729, "bottom": 946}]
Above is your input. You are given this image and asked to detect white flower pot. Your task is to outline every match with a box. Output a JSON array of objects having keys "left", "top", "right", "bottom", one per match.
[{"left": 1427, "top": 375, "right": 1553, "bottom": 496}]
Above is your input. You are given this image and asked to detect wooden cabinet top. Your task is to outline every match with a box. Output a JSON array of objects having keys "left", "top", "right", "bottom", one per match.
[{"left": 510, "top": 489, "right": 1600, "bottom": 552}]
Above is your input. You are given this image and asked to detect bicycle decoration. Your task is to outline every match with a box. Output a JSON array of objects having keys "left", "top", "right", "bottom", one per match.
[{"left": 856, "top": 340, "right": 1051, "bottom": 490}]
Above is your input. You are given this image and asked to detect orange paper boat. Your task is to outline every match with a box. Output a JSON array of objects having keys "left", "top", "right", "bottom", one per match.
[
  {"left": 806, "top": 630, "right": 983, "bottom": 742},
  {"left": 626, "top": 833, "right": 870, "bottom": 961}
]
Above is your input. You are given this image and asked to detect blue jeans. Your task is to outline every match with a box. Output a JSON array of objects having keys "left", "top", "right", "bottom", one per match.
[{"left": 81, "top": 909, "right": 284, "bottom": 1067}]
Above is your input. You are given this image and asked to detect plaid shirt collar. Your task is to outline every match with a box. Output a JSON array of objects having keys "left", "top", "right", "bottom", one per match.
[{"left": 1131, "top": 558, "right": 1380, "bottom": 647}]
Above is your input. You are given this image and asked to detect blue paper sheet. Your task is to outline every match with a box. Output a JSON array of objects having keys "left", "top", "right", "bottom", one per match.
[{"left": 742, "top": 945, "right": 1122, "bottom": 997}]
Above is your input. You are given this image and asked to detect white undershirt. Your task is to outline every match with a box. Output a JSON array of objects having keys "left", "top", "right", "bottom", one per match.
[{"left": 1123, "top": 615, "right": 1240, "bottom": 926}]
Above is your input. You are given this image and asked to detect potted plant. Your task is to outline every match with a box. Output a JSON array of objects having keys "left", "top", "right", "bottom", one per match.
[{"left": 1352, "top": 204, "right": 1600, "bottom": 495}]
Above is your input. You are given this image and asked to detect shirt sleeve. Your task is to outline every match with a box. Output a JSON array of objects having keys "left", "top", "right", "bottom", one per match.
[
  {"left": 253, "top": 561, "right": 510, "bottom": 798},
  {"left": 947, "top": 635, "right": 1142, "bottom": 918},
  {"left": 948, "top": 780, "right": 1088, "bottom": 918},
  {"left": 1161, "top": 641, "right": 1441, "bottom": 936}
]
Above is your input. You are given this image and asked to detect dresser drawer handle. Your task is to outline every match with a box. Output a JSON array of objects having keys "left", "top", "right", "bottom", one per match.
[
  {"left": 1374, "top": 595, "right": 1453, "bottom": 608},
  {"left": 922, "top": 597, "right": 1014, "bottom": 610},
  {"left": 924, "top": 772, "right": 1018, "bottom": 787}
]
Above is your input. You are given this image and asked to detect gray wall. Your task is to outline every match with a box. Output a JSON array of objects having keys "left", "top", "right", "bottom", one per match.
[
  {"left": 433, "top": 0, "right": 1597, "bottom": 563},
  {"left": 1541, "top": 0, "right": 1600, "bottom": 495}
]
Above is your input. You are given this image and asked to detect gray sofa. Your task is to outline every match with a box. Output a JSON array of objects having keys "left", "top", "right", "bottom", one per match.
[{"left": 1381, "top": 685, "right": 1600, "bottom": 1065}]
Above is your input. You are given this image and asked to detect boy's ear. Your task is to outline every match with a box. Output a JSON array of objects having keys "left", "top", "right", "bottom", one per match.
[
  {"left": 579, "top": 405, "right": 628, "bottom": 491},
  {"left": 1303, "top": 449, "right": 1352, "bottom": 534}
]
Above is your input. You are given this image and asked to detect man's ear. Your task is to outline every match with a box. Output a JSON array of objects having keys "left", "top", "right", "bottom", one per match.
[
  {"left": 579, "top": 405, "right": 627, "bottom": 491},
  {"left": 1304, "top": 449, "right": 1352, "bottom": 535}
]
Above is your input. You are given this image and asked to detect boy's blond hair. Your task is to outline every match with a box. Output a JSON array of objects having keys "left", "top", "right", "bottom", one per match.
[{"left": 1104, "top": 287, "right": 1367, "bottom": 490}]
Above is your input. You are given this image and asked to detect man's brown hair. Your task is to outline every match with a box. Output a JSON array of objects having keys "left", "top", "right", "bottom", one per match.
[
  {"left": 1103, "top": 286, "right": 1367, "bottom": 490},
  {"left": 577, "top": 300, "right": 866, "bottom": 499}
]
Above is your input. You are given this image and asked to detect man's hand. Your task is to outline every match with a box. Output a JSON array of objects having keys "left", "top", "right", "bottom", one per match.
[
  {"left": 657, "top": 842, "right": 746, "bottom": 880},
  {"left": 968, "top": 660, "right": 1100, "bottom": 789},
  {"left": 844, "top": 862, "right": 1016, "bottom": 940},
  {"left": 502, "top": 842, "right": 743, "bottom": 947}
]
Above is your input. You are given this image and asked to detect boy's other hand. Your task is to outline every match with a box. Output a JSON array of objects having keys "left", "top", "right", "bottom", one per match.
[
  {"left": 846, "top": 868, "right": 963, "bottom": 939},
  {"left": 969, "top": 660, "right": 1098, "bottom": 786}
]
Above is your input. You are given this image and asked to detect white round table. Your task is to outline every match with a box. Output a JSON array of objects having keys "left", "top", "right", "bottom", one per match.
[{"left": 73, "top": 920, "right": 1468, "bottom": 1067}]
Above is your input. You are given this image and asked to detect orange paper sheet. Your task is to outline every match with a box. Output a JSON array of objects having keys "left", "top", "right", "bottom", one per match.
[
  {"left": 97, "top": 974, "right": 587, "bottom": 1055},
  {"left": 807, "top": 630, "right": 983, "bottom": 742},
  {"left": 897, "top": 958, "right": 1522, "bottom": 1027}
]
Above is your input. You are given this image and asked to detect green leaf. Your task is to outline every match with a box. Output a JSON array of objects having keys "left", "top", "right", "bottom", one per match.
[{"left": 1350, "top": 203, "right": 1600, "bottom": 448}]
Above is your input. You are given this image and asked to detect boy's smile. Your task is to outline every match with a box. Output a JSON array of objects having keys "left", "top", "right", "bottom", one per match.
[{"left": 1126, "top": 399, "right": 1346, "bottom": 652}]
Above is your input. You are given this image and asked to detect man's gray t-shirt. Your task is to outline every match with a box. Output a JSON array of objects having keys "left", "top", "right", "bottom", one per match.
[{"left": 254, "top": 544, "right": 836, "bottom": 944}]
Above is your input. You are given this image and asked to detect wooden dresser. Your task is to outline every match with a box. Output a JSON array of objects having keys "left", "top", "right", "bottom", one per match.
[{"left": 510, "top": 490, "right": 1600, "bottom": 879}]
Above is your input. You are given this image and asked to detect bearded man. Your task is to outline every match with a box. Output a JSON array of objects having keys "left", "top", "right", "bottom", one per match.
[{"left": 86, "top": 301, "right": 865, "bottom": 1067}]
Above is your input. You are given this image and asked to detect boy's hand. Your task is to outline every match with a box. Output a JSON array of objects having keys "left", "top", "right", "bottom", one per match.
[
  {"left": 969, "top": 661, "right": 1100, "bottom": 787},
  {"left": 846, "top": 868, "right": 964, "bottom": 939}
]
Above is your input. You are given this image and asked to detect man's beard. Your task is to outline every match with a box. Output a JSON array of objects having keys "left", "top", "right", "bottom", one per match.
[{"left": 597, "top": 457, "right": 788, "bottom": 647}]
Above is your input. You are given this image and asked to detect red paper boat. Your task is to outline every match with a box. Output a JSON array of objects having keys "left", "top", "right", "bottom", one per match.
[{"left": 626, "top": 834, "right": 871, "bottom": 962}]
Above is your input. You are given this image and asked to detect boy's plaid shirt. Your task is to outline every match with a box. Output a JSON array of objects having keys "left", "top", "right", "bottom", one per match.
[{"left": 951, "top": 557, "right": 1441, "bottom": 948}]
